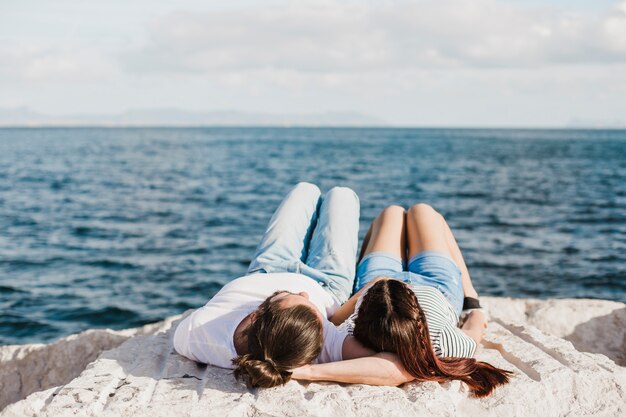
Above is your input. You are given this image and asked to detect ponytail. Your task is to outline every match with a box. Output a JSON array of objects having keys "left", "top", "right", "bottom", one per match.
[
  {"left": 232, "top": 354, "right": 292, "bottom": 388},
  {"left": 354, "top": 280, "right": 512, "bottom": 397},
  {"left": 437, "top": 358, "right": 513, "bottom": 397},
  {"left": 232, "top": 291, "right": 324, "bottom": 388}
]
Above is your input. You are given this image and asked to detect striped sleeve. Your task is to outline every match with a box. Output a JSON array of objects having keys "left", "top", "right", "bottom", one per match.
[{"left": 438, "top": 325, "right": 477, "bottom": 358}]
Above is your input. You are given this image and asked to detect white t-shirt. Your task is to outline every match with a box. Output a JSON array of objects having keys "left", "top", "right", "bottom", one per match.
[{"left": 173, "top": 273, "right": 348, "bottom": 369}]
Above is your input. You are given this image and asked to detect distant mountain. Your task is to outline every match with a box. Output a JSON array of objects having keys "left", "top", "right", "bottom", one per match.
[
  {"left": 0, "top": 107, "right": 49, "bottom": 125},
  {"left": 0, "top": 107, "right": 388, "bottom": 127},
  {"left": 566, "top": 117, "right": 626, "bottom": 129}
]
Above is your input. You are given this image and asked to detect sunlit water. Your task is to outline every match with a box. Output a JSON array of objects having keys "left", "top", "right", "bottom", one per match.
[{"left": 1, "top": 127, "right": 625, "bottom": 345}]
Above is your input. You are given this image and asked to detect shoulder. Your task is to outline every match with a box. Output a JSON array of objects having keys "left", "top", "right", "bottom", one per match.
[
  {"left": 410, "top": 284, "right": 457, "bottom": 322},
  {"left": 314, "top": 320, "right": 354, "bottom": 363},
  {"left": 173, "top": 306, "right": 255, "bottom": 366},
  {"left": 410, "top": 284, "right": 446, "bottom": 306},
  {"left": 338, "top": 312, "right": 357, "bottom": 334},
  {"left": 409, "top": 285, "right": 451, "bottom": 317}
]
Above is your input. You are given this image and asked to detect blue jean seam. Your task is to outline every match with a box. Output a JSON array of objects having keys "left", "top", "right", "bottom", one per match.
[{"left": 357, "top": 252, "right": 403, "bottom": 268}]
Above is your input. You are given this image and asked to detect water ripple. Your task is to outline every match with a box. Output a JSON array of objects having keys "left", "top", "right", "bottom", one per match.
[{"left": 0, "top": 127, "right": 625, "bottom": 345}]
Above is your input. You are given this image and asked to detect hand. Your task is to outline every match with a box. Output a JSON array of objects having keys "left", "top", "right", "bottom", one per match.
[
  {"left": 460, "top": 308, "right": 487, "bottom": 328},
  {"left": 461, "top": 309, "right": 488, "bottom": 344},
  {"left": 474, "top": 309, "right": 488, "bottom": 328}
]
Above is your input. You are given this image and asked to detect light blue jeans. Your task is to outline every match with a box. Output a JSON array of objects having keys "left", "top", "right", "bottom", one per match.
[{"left": 247, "top": 182, "right": 360, "bottom": 304}]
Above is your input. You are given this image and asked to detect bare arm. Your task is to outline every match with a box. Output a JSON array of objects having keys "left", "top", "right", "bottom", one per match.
[
  {"left": 329, "top": 287, "right": 366, "bottom": 326},
  {"left": 291, "top": 352, "right": 414, "bottom": 386},
  {"left": 330, "top": 277, "right": 388, "bottom": 326},
  {"left": 341, "top": 335, "right": 375, "bottom": 359},
  {"left": 461, "top": 310, "right": 487, "bottom": 345}
]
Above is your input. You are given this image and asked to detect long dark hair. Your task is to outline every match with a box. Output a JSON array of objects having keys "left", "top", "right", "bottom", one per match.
[
  {"left": 353, "top": 280, "right": 513, "bottom": 397},
  {"left": 232, "top": 291, "right": 324, "bottom": 388}
]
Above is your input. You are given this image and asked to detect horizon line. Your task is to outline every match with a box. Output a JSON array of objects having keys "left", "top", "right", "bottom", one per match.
[{"left": 1, "top": 125, "right": 625, "bottom": 130}]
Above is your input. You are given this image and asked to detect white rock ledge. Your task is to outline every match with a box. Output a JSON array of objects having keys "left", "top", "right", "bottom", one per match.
[
  {"left": 0, "top": 318, "right": 176, "bottom": 411},
  {"left": 1, "top": 298, "right": 624, "bottom": 417}
]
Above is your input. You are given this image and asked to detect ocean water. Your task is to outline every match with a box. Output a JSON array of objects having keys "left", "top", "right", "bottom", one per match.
[{"left": 0, "top": 127, "right": 625, "bottom": 345}]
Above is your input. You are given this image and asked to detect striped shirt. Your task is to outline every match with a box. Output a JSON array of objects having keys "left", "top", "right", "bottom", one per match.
[{"left": 340, "top": 284, "right": 476, "bottom": 358}]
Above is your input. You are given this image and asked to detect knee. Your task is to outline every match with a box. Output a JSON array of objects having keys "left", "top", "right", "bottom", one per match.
[
  {"left": 377, "top": 205, "right": 405, "bottom": 221},
  {"left": 294, "top": 181, "right": 321, "bottom": 196},
  {"left": 382, "top": 205, "right": 405, "bottom": 216},
  {"left": 327, "top": 186, "right": 359, "bottom": 204},
  {"left": 408, "top": 203, "right": 442, "bottom": 220}
]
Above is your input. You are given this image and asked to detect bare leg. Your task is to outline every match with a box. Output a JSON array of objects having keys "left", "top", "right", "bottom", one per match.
[
  {"left": 442, "top": 216, "right": 478, "bottom": 299},
  {"left": 406, "top": 203, "right": 477, "bottom": 299},
  {"left": 360, "top": 205, "right": 407, "bottom": 263},
  {"left": 358, "top": 224, "right": 373, "bottom": 263},
  {"left": 406, "top": 203, "right": 449, "bottom": 256}
]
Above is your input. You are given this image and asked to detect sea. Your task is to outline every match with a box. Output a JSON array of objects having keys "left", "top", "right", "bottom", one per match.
[{"left": 0, "top": 127, "right": 625, "bottom": 345}]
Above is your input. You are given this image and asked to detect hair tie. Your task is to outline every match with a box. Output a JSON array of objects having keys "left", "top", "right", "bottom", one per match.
[{"left": 264, "top": 356, "right": 278, "bottom": 371}]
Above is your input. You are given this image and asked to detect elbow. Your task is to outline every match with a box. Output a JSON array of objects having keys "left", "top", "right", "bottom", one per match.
[
  {"left": 390, "top": 373, "right": 414, "bottom": 387},
  {"left": 385, "top": 366, "right": 415, "bottom": 387},
  {"left": 374, "top": 352, "right": 415, "bottom": 386},
  {"left": 392, "top": 378, "right": 409, "bottom": 387},
  {"left": 370, "top": 374, "right": 411, "bottom": 387}
]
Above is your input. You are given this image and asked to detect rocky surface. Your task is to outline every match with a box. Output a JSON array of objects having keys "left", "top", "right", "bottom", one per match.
[
  {"left": 0, "top": 319, "right": 172, "bottom": 411},
  {"left": 1, "top": 298, "right": 624, "bottom": 417}
]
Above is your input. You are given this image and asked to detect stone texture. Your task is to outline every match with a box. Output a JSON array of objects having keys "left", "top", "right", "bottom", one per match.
[
  {"left": 0, "top": 318, "right": 174, "bottom": 410},
  {"left": 483, "top": 296, "right": 626, "bottom": 366},
  {"left": 1, "top": 299, "right": 624, "bottom": 417}
]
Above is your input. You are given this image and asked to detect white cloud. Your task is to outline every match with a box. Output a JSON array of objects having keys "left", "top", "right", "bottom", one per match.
[
  {"left": 123, "top": 0, "right": 626, "bottom": 74},
  {"left": 602, "top": 2, "right": 626, "bottom": 53},
  {"left": 1, "top": 0, "right": 625, "bottom": 125},
  {"left": 0, "top": 44, "right": 119, "bottom": 82}
]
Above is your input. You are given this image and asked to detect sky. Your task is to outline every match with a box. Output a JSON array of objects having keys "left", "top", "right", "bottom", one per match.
[{"left": 1, "top": 0, "right": 625, "bottom": 127}]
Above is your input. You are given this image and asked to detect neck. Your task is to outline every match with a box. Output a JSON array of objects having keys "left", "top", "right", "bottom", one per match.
[{"left": 234, "top": 313, "right": 254, "bottom": 355}]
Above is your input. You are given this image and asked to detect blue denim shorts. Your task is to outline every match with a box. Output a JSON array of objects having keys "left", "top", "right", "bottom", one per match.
[{"left": 354, "top": 251, "right": 464, "bottom": 317}]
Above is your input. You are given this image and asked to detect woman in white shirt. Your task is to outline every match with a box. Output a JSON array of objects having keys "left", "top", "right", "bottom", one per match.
[{"left": 174, "top": 182, "right": 373, "bottom": 387}]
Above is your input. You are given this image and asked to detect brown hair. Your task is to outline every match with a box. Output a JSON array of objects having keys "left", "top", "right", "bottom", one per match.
[
  {"left": 232, "top": 291, "right": 324, "bottom": 388},
  {"left": 353, "top": 280, "right": 513, "bottom": 397}
]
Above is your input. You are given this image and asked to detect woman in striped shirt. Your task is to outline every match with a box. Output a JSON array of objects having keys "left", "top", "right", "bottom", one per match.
[{"left": 328, "top": 203, "right": 512, "bottom": 397}]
